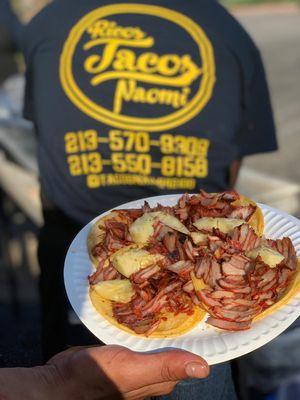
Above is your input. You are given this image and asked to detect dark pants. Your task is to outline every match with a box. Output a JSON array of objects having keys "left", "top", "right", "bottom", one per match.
[
  {"left": 156, "top": 363, "right": 237, "bottom": 400},
  {"left": 38, "top": 208, "right": 98, "bottom": 361}
]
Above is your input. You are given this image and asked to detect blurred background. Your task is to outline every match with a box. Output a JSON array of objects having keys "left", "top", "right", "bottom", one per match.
[{"left": 0, "top": 0, "right": 299, "bottom": 398}]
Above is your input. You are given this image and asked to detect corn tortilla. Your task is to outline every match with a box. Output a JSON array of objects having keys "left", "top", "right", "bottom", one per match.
[
  {"left": 90, "top": 287, "right": 206, "bottom": 338},
  {"left": 254, "top": 260, "right": 300, "bottom": 322}
]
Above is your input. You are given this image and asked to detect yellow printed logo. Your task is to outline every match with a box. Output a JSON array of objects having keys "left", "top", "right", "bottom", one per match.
[{"left": 60, "top": 4, "right": 215, "bottom": 132}]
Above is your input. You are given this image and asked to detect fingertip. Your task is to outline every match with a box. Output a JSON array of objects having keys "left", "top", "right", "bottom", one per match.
[
  {"left": 185, "top": 361, "right": 210, "bottom": 378},
  {"left": 151, "top": 349, "right": 210, "bottom": 381}
]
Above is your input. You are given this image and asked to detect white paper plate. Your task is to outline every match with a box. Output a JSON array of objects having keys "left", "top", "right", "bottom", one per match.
[{"left": 64, "top": 195, "right": 300, "bottom": 365}]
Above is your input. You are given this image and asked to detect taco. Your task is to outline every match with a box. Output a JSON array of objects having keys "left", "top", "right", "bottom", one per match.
[
  {"left": 253, "top": 260, "right": 300, "bottom": 321},
  {"left": 192, "top": 234, "right": 299, "bottom": 331},
  {"left": 87, "top": 190, "right": 298, "bottom": 336},
  {"left": 90, "top": 287, "right": 206, "bottom": 338},
  {"left": 88, "top": 220, "right": 207, "bottom": 337}
]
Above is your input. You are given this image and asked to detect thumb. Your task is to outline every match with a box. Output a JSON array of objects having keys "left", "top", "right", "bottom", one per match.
[{"left": 132, "top": 348, "right": 210, "bottom": 384}]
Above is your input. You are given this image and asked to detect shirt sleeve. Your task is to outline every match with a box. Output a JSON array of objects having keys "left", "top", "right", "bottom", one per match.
[
  {"left": 23, "top": 59, "right": 34, "bottom": 121},
  {"left": 0, "top": 0, "right": 23, "bottom": 48},
  {"left": 235, "top": 47, "right": 278, "bottom": 158},
  {"left": 22, "top": 18, "right": 38, "bottom": 121},
  {"left": 21, "top": 3, "right": 52, "bottom": 122}
]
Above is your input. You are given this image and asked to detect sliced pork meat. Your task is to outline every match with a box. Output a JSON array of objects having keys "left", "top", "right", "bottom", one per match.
[
  {"left": 147, "top": 242, "right": 169, "bottom": 257},
  {"left": 183, "top": 239, "right": 198, "bottom": 261},
  {"left": 227, "top": 205, "right": 256, "bottom": 221},
  {"left": 167, "top": 291, "right": 195, "bottom": 315},
  {"left": 218, "top": 277, "right": 247, "bottom": 290},
  {"left": 253, "top": 291, "right": 274, "bottom": 303},
  {"left": 231, "top": 224, "right": 260, "bottom": 251},
  {"left": 115, "top": 208, "right": 143, "bottom": 221},
  {"left": 276, "top": 237, "right": 297, "bottom": 270},
  {"left": 223, "top": 275, "right": 247, "bottom": 284},
  {"left": 175, "top": 236, "right": 187, "bottom": 261},
  {"left": 228, "top": 286, "right": 251, "bottom": 294},
  {"left": 257, "top": 268, "right": 278, "bottom": 288},
  {"left": 199, "top": 189, "right": 239, "bottom": 205},
  {"left": 88, "top": 258, "right": 107, "bottom": 284},
  {"left": 157, "top": 280, "right": 182, "bottom": 297},
  {"left": 132, "top": 265, "right": 161, "bottom": 284},
  {"left": 141, "top": 294, "right": 169, "bottom": 317},
  {"left": 163, "top": 232, "right": 177, "bottom": 253},
  {"left": 152, "top": 203, "right": 174, "bottom": 215},
  {"left": 197, "top": 206, "right": 233, "bottom": 218},
  {"left": 105, "top": 220, "right": 128, "bottom": 240},
  {"left": 141, "top": 319, "right": 162, "bottom": 336},
  {"left": 175, "top": 207, "right": 189, "bottom": 222},
  {"left": 185, "top": 190, "right": 242, "bottom": 220},
  {"left": 152, "top": 220, "right": 164, "bottom": 239},
  {"left": 210, "top": 290, "right": 236, "bottom": 299},
  {"left": 91, "top": 244, "right": 107, "bottom": 259},
  {"left": 141, "top": 201, "right": 151, "bottom": 213},
  {"left": 221, "top": 191, "right": 240, "bottom": 202},
  {"left": 175, "top": 194, "right": 190, "bottom": 221},
  {"left": 206, "top": 317, "right": 251, "bottom": 331},
  {"left": 133, "top": 285, "right": 154, "bottom": 303},
  {"left": 178, "top": 193, "right": 190, "bottom": 208},
  {"left": 195, "top": 256, "right": 211, "bottom": 279},
  {"left": 222, "top": 261, "right": 246, "bottom": 276},
  {"left": 114, "top": 308, "right": 160, "bottom": 336},
  {"left": 183, "top": 280, "right": 194, "bottom": 293},
  {"left": 88, "top": 261, "right": 120, "bottom": 284},
  {"left": 222, "top": 254, "right": 251, "bottom": 276},
  {"left": 190, "top": 292, "right": 201, "bottom": 305},
  {"left": 250, "top": 266, "right": 277, "bottom": 287},
  {"left": 222, "top": 298, "right": 254, "bottom": 307},
  {"left": 206, "top": 259, "right": 222, "bottom": 288},
  {"left": 104, "top": 233, "right": 127, "bottom": 252},
  {"left": 196, "top": 289, "right": 222, "bottom": 308},
  {"left": 213, "top": 307, "right": 255, "bottom": 322},
  {"left": 103, "top": 263, "right": 121, "bottom": 281},
  {"left": 277, "top": 267, "right": 293, "bottom": 289},
  {"left": 166, "top": 260, "right": 194, "bottom": 277},
  {"left": 113, "top": 302, "right": 137, "bottom": 317},
  {"left": 208, "top": 236, "right": 224, "bottom": 252}
]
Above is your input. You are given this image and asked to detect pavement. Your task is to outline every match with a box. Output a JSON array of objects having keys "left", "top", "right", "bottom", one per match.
[{"left": 234, "top": 5, "right": 300, "bottom": 185}]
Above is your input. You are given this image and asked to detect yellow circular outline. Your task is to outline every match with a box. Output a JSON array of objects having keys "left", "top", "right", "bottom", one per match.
[{"left": 60, "top": 4, "right": 216, "bottom": 132}]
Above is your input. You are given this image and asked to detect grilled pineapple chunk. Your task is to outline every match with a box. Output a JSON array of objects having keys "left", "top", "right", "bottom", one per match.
[
  {"left": 193, "top": 217, "right": 244, "bottom": 234},
  {"left": 193, "top": 217, "right": 217, "bottom": 231},
  {"left": 129, "top": 213, "right": 157, "bottom": 244},
  {"left": 191, "top": 271, "right": 207, "bottom": 291},
  {"left": 157, "top": 212, "right": 189, "bottom": 235},
  {"left": 93, "top": 279, "right": 134, "bottom": 303},
  {"left": 246, "top": 246, "right": 284, "bottom": 268},
  {"left": 129, "top": 211, "right": 189, "bottom": 244},
  {"left": 112, "top": 246, "right": 163, "bottom": 277},
  {"left": 217, "top": 218, "right": 245, "bottom": 233},
  {"left": 191, "top": 232, "right": 208, "bottom": 244}
]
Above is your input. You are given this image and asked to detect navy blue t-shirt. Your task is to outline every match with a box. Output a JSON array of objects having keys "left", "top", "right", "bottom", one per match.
[{"left": 23, "top": 0, "right": 277, "bottom": 224}]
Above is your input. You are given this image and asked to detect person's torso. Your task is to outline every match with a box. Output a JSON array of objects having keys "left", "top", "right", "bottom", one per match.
[{"left": 25, "top": 0, "right": 255, "bottom": 223}]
